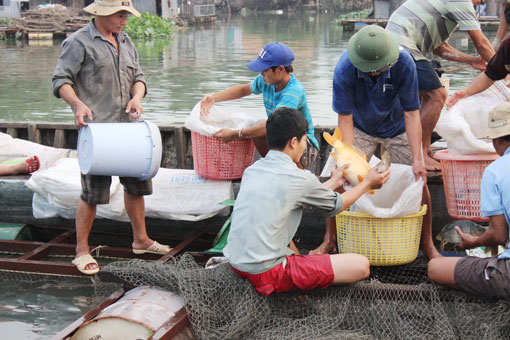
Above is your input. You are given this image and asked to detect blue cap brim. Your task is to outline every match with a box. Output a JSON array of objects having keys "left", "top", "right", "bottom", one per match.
[{"left": 246, "top": 58, "right": 270, "bottom": 72}]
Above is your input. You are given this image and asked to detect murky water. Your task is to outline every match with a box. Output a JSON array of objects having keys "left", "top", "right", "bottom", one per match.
[
  {"left": 0, "top": 12, "right": 497, "bottom": 339},
  {"left": 0, "top": 13, "right": 492, "bottom": 126}
]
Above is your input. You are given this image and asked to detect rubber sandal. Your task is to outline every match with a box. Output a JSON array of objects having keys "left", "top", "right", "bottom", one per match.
[
  {"left": 72, "top": 254, "right": 99, "bottom": 275},
  {"left": 133, "top": 241, "right": 172, "bottom": 255},
  {"left": 26, "top": 155, "right": 40, "bottom": 173}
]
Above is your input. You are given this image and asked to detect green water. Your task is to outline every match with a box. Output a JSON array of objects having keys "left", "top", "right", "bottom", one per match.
[
  {"left": 0, "top": 13, "right": 489, "bottom": 126},
  {"left": 0, "top": 12, "right": 495, "bottom": 339}
]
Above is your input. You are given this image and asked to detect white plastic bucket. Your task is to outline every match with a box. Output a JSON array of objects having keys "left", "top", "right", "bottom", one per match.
[{"left": 78, "top": 121, "right": 162, "bottom": 180}]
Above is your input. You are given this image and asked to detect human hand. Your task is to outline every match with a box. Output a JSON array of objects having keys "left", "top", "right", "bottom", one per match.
[
  {"left": 200, "top": 95, "right": 215, "bottom": 115},
  {"left": 126, "top": 97, "right": 143, "bottom": 120},
  {"left": 470, "top": 56, "right": 487, "bottom": 71},
  {"left": 364, "top": 167, "right": 390, "bottom": 190},
  {"left": 446, "top": 90, "right": 469, "bottom": 109},
  {"left": 213, "top": 128, "right": 238, "bottom": 142},
  {"left": 412, "top": 161, "right": 427, "bottom": 184},
  {"left": 454, "top": 226, "right": 477, "bottom": 250},
  {"left": 74, "top": 103, "right": 93, "bottom": 127},
  {"left": 330, "top": 164, "right": 349, "bottom": 189}
]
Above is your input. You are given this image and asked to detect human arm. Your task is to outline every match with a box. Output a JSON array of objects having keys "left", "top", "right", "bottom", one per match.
[
  {"left": 455, "top": 215, "right": 508, "bottom": 249},
  {"left": 58, "top": 84, "right": 92, "bottom": 127},
  {"left": 213, "top": 121, "right": 266, "bottom": 142},
  {"left": 200, "top": 83, "right": 252, "bottom": 115},
  {"left": 339, "top": 167, "right": 390, "bottom": 211},
  {"left": 126, "top": 81, "right": 146, "bottom": 119},
  {"left": 433, "top": 42, "right": 488, "bottom": 71},
  {"left": 468, "top": 29, "right": 496, "bottom": 62},
  {"left": 403, "top": 109, "right": 427, "bottom": 183},
  {"left": 337, "top": 114, "right": 354, "bottom": 144},
  {"left": 446, "top": 72, "right": 495, "bottom": 109}
]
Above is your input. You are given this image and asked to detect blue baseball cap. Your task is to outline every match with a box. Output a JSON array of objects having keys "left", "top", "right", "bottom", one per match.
[{"left": 246, "top": 42, "right": 295, "bottom": 72}]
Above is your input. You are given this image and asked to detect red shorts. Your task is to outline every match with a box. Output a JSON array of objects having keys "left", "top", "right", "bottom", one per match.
[{"left": 231, "top": 254, "right": 334, "bottom": 296}]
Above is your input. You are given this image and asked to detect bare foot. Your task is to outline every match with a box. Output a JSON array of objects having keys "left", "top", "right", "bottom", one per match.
[
  {"left": 309, "top": 241, "right": 337, "bottom": 255},
  {"left": 424, "top": 154, "right": 441, "bottom": 171}
]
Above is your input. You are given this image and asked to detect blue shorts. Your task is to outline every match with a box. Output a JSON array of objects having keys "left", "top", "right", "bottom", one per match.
[{"left": 414, "top": 59, "right": 444, "bottom": 92}]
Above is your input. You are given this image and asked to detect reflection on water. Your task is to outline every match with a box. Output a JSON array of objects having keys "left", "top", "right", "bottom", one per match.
[{"left": 0, "top": 13, "right": 493, "bottom": 126}]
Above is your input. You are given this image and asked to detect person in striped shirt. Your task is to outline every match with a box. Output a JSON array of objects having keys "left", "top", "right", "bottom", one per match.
[{"left": 386, "top": 0, "right": 494, "bottom": 171}]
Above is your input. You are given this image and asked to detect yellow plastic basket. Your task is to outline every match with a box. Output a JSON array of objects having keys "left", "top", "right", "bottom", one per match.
[{"left": 336, "top": 205, "right": 427, "bottom": 266}]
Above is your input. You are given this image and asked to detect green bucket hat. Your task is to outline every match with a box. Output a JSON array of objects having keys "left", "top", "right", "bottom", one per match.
[{"left": 347, "top": 25, "right": 399, "bottom": 73}]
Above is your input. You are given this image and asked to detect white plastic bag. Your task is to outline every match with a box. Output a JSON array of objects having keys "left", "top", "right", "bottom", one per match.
[
  {"left": 26, "top": 158, "right": 233, "bottom": 222},
  {"left": 435, "top": 81, "right": 510, "bottom": 154},
  {"left": 351, "top": 157, "right": 423, "bottom": 218},
  {"left": 185, "top": 102, "right": 259, "bottom": 136}
]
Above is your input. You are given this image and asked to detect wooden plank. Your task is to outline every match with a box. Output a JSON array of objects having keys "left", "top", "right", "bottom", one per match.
[
  {"left": 149, "top": 307, "right": 193, "bottom": 340},
  {"left": 51, "top": 288, "right": 126, "bottom": 340},
  {"left": 27, "top": 123, "right": 41, "bottom": 144},
  {"left": 159, "top": 230, "right": 206, "bottom": 263},
  {"left": 17, "top": 229, "right": 75, "bottom": 261},
  {"left": 174, "top": 126, "right": 187, "bottom": 169},
  {"left": 53, "top": 129, "right": 65, "bottom": 148},
  {"left": 6, "top": 127, "right": 17, "bottom": 139}
]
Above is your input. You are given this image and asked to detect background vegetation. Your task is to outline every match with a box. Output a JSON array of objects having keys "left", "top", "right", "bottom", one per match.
[{"left": 123, "top": 12, "right": 175, "bottom": 39}]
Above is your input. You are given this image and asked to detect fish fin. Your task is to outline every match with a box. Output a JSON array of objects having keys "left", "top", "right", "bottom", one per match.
[
  {"left": 333, "top": 127, "right": 343, "bottom": 141},
  {"left": 323, "top": 132, "right": 336, "bottom": 146},
  {"left": 357, "top": 174, "right": 363, "bottom": 183},
  {"left": 368, "top": 190, "right": 375, "bottom": 195},
  {"left": 330, "top": 152, "right": 337, "bottom": 160}
]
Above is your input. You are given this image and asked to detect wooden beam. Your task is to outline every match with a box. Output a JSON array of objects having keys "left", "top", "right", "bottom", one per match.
[
  {"left": 28, "top": 123, "right": 41, "bottom": 144},
  {"left": 149, "top": 307, "right": 192, "bottom": 340},
  {"left": 17, "top": 229, "right": 75, "bottom": 261},
  {"left": 159, "top": 230, "right": 206, "bottom": 263},
  {"left": 53, "top": 129, "right": 65, "bottom": 148},
  {"left": 174, "top": 126, "right": 187, "bottom": 169},
  {"left": 6, "top": 127, "right": 17, "bottom": 139}
]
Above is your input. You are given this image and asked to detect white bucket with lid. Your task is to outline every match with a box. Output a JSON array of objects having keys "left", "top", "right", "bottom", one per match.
[{"left": 78, "top": 121, "right": 162, "bottom": 180}]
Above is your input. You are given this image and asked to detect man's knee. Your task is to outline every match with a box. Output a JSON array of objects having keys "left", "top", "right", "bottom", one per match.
[
  {"left": 423, "top": 87, "right": 447, "bottom": 105},
  {"left": 427, "top": 258, "right": 440, "bottom": 282}
]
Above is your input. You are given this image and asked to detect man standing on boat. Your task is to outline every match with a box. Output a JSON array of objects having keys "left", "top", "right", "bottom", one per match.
[
  {"left": 199, "top": 42, "right": 319, "bottom": 169},
  {"left": 386, "top": 0, "right": 495, "bottom": 171},
  {"left": 428, "top": 103, "right": 510, "bottom": 300},
  {"left": 224, "top": 107, "right": 390, "bottom": 296},
  {"left": 52, "top": 0, "right": 170, "bottom": 275},
  {"left": 312, "top": 25, "right": 441, "bottom": 260}
]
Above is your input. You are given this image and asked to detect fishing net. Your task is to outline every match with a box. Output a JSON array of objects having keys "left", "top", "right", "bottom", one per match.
[{"left": 100, "top": 254, "right": 510, "bottom": 340}]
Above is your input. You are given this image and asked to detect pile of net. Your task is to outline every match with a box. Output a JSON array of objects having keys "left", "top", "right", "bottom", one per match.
[
  {"left": 14, "top": 6, "right": 89, "bottom": 33},
  {"left": 101, "top": 254, "right": 510, "bottom": 340}
]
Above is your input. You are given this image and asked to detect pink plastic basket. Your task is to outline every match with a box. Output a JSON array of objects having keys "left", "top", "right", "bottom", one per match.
[
  {"left": 191, "top": 131, "right": 255, "bottom": 180},
  {"left": 434, "top": 150, "right": 499, "bottom": 221}
]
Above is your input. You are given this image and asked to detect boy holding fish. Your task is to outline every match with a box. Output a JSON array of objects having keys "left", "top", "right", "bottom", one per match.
[
  {"left": 428, "top": 103, "right": 510, "bottom": 299},
  {"left": 199, "top": 41, "right": 319, "bottom": 169},
  {"left": 313, "top": 25, "right": 441, "bottom": 260},
  {"left": 223, "top": 107, "right": 390, "bottom": 296}
]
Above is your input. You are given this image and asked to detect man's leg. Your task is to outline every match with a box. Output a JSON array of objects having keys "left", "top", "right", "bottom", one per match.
[
  {"left": 124, "top": 192, "right": 156, "bottom": 250},
  {"left": 427, "top": 257, "right": 462, "bottom": 288},
  {"left": 330, "top": 253, "right": 370, "bottom": 284},
  {"left": 421, "top": 185, "right": 442, "bottom": 259},
  {"left": 420, "top": 87, "right": 447, "bottom": 171},
  {"left": 75, "top": 199, "right": 98, "bottom": 271}
]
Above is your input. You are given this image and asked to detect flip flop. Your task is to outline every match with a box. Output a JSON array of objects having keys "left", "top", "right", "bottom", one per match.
[
  {"left": 72, "top": 253, "right": 99, "bottom": 275},
  {"left": 26, "top": 155, "right": 40, "bottom": 173},
  {"left": 133, "top": 241, "right": 172, "bottom": 255}
]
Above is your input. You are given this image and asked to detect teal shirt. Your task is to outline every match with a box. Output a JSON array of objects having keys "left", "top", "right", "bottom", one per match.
[
  {"left": 224, "top": 150, "right": 343, "bottom": 274},
  {"left": 250, "top": 74, "right": 319, "bottom": 149}
]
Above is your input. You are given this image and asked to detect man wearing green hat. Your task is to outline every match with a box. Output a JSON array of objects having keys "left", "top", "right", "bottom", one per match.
[{"left": 313, "top": 25, "right": 440, "bottom": 260}]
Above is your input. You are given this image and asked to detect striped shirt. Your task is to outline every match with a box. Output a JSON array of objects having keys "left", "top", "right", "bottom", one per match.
[
  {"left": 386, "top": 0, "right": 480, "bottom": 61},
  {"left": 250, "top": 74, "right": 319, "bottom": 149}
]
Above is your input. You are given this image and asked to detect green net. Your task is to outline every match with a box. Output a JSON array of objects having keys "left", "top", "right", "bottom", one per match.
[{"left": 100, "top": 254, "right": 510, "bottom": 340}]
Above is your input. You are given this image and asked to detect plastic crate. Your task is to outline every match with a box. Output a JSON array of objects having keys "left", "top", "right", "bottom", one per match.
[
  {"left": 336, "top": 205, "right": 427, "bottom": 266},
  {"left": 191, "top": 131, "right": 255, "bottom": 180},
  {"left": 435, "top": 150, "right": 499, "bottom": 222}
]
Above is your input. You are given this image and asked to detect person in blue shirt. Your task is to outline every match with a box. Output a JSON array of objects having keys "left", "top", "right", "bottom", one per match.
[
  {"left": 313, "top": 25, "right": 440, "bottom": 260},
  {"left": 200, "top": 41, "right": 319, "bottom": 169},
  {"left": 428, "top": 102, "right": 510, "bottom": 299}
]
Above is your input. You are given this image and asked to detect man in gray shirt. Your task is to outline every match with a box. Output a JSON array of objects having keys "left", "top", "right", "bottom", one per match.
[
  {"left": 224, "top": 107, "right": 390, "bottom": 296},
  {"left": 52, "top": 0, "right": 170, "bottom": 275}
]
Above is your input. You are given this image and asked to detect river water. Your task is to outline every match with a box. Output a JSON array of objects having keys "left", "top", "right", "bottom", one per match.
[
  {"left": 0, "top": 13, "right": 490, "bottom": 126},
  {"left": 0, "top": 12, "right": 496, "bottom": 340}
]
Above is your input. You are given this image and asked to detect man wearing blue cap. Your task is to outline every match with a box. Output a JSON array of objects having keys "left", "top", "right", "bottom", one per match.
[{"left": 200, "top": 41, "right": 319, "bottom": 168}]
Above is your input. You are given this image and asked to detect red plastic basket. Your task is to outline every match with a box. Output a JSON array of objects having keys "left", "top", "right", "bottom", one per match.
[
  {"left": 191, "top": 131, "right": 255, "bottom": 180},
  {"left": 434, "top": 150, "right": 499, "bottom": 222}
]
